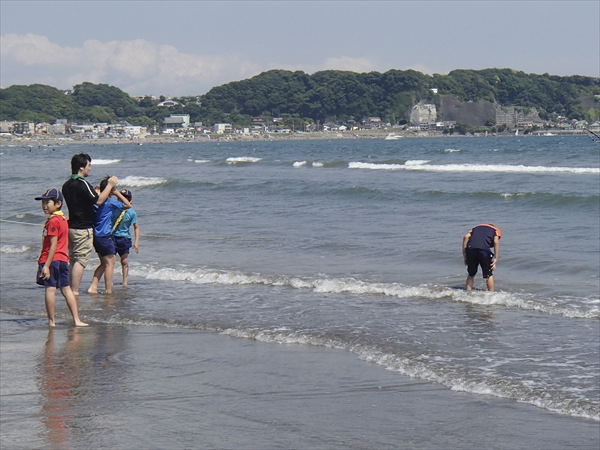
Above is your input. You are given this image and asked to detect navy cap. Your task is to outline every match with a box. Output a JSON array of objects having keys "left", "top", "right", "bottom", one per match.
[
  {"left": 120, "top": 189, "right": 132, "bottom": 201},
  {"left": 35, "top": 188, "right": 64, "bottom": 202}
]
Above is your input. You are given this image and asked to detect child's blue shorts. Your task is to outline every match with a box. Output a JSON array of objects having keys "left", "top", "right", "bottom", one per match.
[
  {"left": 114, "top": 236, "right": 132, "bottom": 256},
  {"left": 93, "top": 235, "right": 116, "bottom": 257},
  {"left": 36, "top": 261, "right": 70, "bottom": 288}
]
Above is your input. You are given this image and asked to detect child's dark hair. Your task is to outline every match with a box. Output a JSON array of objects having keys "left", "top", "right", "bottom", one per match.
[{"left": 99, "top": 175, "right": 111, "bottom": 192}]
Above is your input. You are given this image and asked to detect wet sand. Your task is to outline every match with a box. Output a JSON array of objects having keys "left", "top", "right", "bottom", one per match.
[{"left": 1, "top": 312, "right": 598, "bottom": 449}]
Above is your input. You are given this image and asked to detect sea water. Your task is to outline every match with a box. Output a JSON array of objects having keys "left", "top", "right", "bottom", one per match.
[{"left": 1, "top": 136, "right": 599, "bottom": 424}]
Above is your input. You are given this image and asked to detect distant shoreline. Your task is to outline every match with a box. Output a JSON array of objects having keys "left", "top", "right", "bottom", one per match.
[{"left": 0, "top": 129, "right": 590, "bottom": 147}]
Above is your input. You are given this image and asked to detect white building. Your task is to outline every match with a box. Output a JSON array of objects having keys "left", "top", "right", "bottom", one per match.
[
  {"left": 410, "top": 103, "right": 437, "bottom": 125},
  {"left": 213, "top": 123, "right": 232, "bottom": 134}
]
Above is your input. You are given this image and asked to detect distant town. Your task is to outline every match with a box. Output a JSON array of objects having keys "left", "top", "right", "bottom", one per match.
[
  {"left": 2, "top": 68, "right": 599, "bottom": 142},
  {"left": 2, "top": 99, "right": 599, "bottom": 143}
]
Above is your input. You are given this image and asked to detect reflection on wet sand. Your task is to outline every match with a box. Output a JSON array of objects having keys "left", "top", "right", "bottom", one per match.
[{"left": 36, "top": 325, "right": 129, "bottom": 447}]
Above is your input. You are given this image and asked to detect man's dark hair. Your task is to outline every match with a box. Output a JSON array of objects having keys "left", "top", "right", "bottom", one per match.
[{"left": 71, "top": 153, "right": 92, "bottom": 174}]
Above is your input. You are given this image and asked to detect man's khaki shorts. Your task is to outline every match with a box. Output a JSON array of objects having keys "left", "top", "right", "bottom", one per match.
[{"left": 68, "top": 228, "right": 94, "bottom": 267}]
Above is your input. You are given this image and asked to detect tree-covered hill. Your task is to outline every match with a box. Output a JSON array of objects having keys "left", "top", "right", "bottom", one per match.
[{"left": 1, "top": 68, "right": 598, "bottom": 128}]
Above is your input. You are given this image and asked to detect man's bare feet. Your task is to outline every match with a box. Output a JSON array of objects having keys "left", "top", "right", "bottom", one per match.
[
  {"left": 48, "top": 320, "right": 56, "bottom": 327},
  {"left": 87, "top": 288, "right": 98, "bottom": 294},
  {"left": 72, "top": 291, "right": 80, "bottom": 296},
  {"left": 74, "top": 321, "right": 89, "bottom": 327}
]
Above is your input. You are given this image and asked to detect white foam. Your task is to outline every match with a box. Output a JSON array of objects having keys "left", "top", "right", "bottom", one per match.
[
  {"left": 119, "top": 176, "right": 168, "bottom": 187},
  {"left": 194, "top": 159, "right": 210, "bottom": 164},
  {"left": 404, "top": 160, "right": 431, "bottom": 166},
  {"left": 444, "top": 149, "right": 461, "bottom": 153},
  {"left": 0, "top": 245, "right": 32, "bottom": 254},
  {"left": 129, "top": 264, "right": 599, "bottom": 319},
  {"left": 93, "top": 159, "right": 121, "bottom": 165},
  {"left": 219, "top": 326, "right": 599, "bottom": 421},
  {"left": 313, "top": 162, "right": 324, "bottom": 168},
  {"left": 226, "top": 157, "right": 263, "bottom": 164},
  {"left": 293, "top": 161, "right": 307, "bottom": 167},
  {"left": 349, "top": 162, "right": 600, "bottom": 174},
  {"left": 500, "top": 192, "right": 527, "bottom": 198}
]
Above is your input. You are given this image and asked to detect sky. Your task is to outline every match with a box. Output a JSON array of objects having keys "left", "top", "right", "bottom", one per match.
[{"left": 1, "top": 1, "right": 599, "bottom": 97}]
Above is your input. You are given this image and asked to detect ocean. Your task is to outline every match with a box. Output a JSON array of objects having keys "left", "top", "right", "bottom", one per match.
[{"left": 1, "top": 135, "right": 599, "bottom": 448}]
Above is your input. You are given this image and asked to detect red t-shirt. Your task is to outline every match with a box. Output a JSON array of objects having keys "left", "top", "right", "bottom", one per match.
[{"left": 38, "top": 214, "right": 69, "bottom": 264}]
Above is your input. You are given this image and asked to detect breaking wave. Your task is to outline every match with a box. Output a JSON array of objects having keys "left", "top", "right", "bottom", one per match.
[
  {"left": 129, "top": 264, "right": 599, "bottom": 319},
  {"left": 119, "top": 176, "right": 169, "bottom": 187},
  {"left": 349, "top": 162, "right": 600, "bottom": 174}
]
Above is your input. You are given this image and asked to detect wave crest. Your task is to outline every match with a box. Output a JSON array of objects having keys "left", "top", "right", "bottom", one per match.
[
  {"left": 93, "top": 159, "right": 121, "bottom": 165},
  {"left": 129, "top": 264, "right": 599, "bottom": 319},
  {"left": 349, "top": 162, "right": 600, "bottom": 174},
  {"left": 119, "top": 176, "right": 168, "bottom": 187},
  {"left": 0, "top": 245, "right": 33, "bottom": 254}
]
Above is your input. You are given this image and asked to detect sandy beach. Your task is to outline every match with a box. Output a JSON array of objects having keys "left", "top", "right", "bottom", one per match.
[
  {"left": 2, "top": 312, "right": 598, "bottom": 449},
  {"left": 1, "top": 127, "right": 586, "bottom": 150}
]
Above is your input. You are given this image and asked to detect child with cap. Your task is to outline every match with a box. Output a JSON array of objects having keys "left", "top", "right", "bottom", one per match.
[
  {"left": 35, "top": 188, "right": 88, "bottom": 327},
  {"left": 111, "top": 189, "right": 139, "bottom": 287}
]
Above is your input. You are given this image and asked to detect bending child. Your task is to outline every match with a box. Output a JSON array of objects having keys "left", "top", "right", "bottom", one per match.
[
  {"left": 35, "top": 189, "right": 88, "bottom": 327},
  {"left": 88, "top": 176, "right": 131, "bottom": 294},
  {"left": 112, "top": 189, "right": 139, "bottom": 287}
]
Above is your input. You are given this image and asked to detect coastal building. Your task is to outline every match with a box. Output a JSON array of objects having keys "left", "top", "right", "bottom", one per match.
[
  {"left": 47, "top": 124, "right": 66, "bottom": 134},
  {"left": 163, "top": 114, "right": 190, "bottom": 132},
  {"left": 158, "top": 100, "right": 179, "bottom": 107},
  {"left": 495, "top": 105, "right": 542, "bottom": 128},
  {"left": 194, "top": 122, "right": 204, "bottom": 133},
  {"left": 12, "top": 122, "right": 34, "bottom": 135},
  {"left": 410, "top": 103, "right": 437, "bottom": 126},
  {"left": 0, "top": 121, "right": 15, "bottom": 133},
  {"left": 213, "top": 123, "right": 233, "bottom": 134},
  {"left": 35, "top": 122, "right": 66, "bottom": 135}
]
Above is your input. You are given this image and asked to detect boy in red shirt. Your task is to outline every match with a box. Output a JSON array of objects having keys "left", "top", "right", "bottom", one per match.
[{"left": 35, "top": 188, "right": 88, "bottom": 327}]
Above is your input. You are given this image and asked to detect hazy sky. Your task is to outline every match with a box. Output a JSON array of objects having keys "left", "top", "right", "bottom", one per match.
[{"left": 1, "top": 1, "right": 598, "bottom": 96}]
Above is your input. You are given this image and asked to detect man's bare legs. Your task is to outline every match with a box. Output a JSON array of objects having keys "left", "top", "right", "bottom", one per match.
[{"left": 70, "top": 261, "right": 85, "bottom": 296}]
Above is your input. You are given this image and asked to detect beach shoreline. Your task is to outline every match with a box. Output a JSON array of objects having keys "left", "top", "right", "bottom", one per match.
[
  {"left": 0, "top": 129, "right": 589, "bottom": 148},
  {"left": 2, "top": 311, "right": 599, "bottom": 449}
]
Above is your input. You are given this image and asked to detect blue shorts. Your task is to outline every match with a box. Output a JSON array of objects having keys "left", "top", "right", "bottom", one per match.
[
  {"left": 36, "top": 261, "right": 70, "bottom": 288},
  {"left": 466, "top": 248, "right": 494, "bottom": 279},
  {"left": 114, "top": 236, "right": 132, "bottom": 256},
  {"left": 93, "top": 235, "right": 116, "bottom": 257}
]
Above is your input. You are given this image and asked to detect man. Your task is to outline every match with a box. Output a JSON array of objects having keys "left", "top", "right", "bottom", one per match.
[
  {"left": 62, "top": 153, "right": 118, "bottom": 295},
  {"left": 462, "top": 224, "right": 501, "bottom": 292}
]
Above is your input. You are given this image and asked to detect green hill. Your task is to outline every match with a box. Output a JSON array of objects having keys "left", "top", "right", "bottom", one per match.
[{"left": 1, "top": 69, "right": 598, "bottom": 128}]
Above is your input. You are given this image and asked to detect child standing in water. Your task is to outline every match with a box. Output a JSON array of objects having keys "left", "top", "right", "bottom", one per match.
[
  {"left": 35, "top": 188, "right": 88, "bottom": 327},
  {"left": 87, "top": 177, "right": 131, "bottom": 294},
  {"left": 112, "top": 189, "right": 139, "bottom": 287}
]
